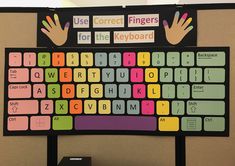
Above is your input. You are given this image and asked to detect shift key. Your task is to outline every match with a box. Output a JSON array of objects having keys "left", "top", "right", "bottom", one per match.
[{"left": 192, "top": 84, "right": 225, "bottom": 99}]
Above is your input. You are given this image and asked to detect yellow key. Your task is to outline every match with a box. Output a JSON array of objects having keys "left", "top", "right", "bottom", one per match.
[
  {"left": 145, "top": 68, "right": 158, "bottom": 82},
  {"left": 159, "top": 117, "right": 179, "bottom": 131},
  {"left": 91, "top": 84, "right": 103, "bottom": 98},
  {"left": 88, "top": 68, "right": 100, "bottom": 82},
  {"left": 84, "top": 100, "right": 97, "bottom": 114},
  {"left": 76, "top": 84, "right": 89, "bottom": 98},
  {"left": 137, "top": 52, "right": 150, "bottom": 66},
  {"left": 66, "top": 52, "right": 79, "bottom": 66},
  {"left": 156, "top": 101, "right": 169, "bottom": 115},
  {"left": 81, "top": 52, "right": 93, "bottom": 66},
  {"left": 74, "top": 68, "right": 86, "bottom": 82},
  {"left": 147, "top": 84, "right": 160, "bottom": 98},
  {"left": 98, "top": 100, "right": 111, "bottom": 114}
]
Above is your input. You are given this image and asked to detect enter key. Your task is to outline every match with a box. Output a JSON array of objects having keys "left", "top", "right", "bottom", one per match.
[{"left": 192, "top": 84, "right": 225, "bottom": 99}]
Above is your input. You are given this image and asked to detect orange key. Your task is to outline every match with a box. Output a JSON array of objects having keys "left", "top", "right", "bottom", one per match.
[
  {"left": 70, "top": 100, "right": 82, "bottom": 114},
  {"left": 52, "top": 52, "right": 65, "bottom": 66},
  {"left": 62, "top": 84, "right": 75, "bottom": 98},
  {"left": 60, "top": 68, "right": 72, "bottom": 82}
]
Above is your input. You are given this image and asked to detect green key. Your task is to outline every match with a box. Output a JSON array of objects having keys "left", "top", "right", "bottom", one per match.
[
  {"left": 204, "top": 68, "right": 225, "bottom": 82},
  {"left": 38, "top": 52, "right": 50, "bottom": 66},
  {"left": 177, "top": 84, "right": 190, "bottom": 99},
  {"left": 160, "top": 68, "right": 173, "bottom": 82},
  {"left": 182, "top": 52, "right": 194, "bottom": 66},
  {"left": 187, "top": 101, "right": 225, "bottom": 115},
  {"left": 56, "top": 100, "right": 68, "bottom": 114},
  {"left": 192, "top": 84, "right": 225, "bottom": 99},
  {"left": 174, "top": 68, "right": 187, "bottom": 82},
  {"left": 152, "top": 52, "right": 165, "bottom": 66},
  {"left": 172, "top": 101, "right": 185, "bottom": 115},
  {"left": 204, "top": 117, "right": 225, "bottom": 131},
  {"left": 197, "top": 52, "right": 225, "bottom": 66},
  {"left": 45, "top": 68, "right": 58, "bottom": 82},
  {"left": 48, "top": 84, "right": 60, "bottom": 98},
  {"left": 162, "top": 84, "right": 175, "bottom": 99},
  {"left": 167, "top": 52, "right": 180, "bottom": 66},
  {"left": 182, "top": 117, "right": 202, "bottom": 131},
  {"left": 189, "top": 68, "right": 202, "bottom": 82},
  {"left": 52, "top": 116, "right": 73, "bottom": 130}
]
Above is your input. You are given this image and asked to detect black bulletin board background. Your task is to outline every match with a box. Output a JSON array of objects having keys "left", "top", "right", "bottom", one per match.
[{"left": 37, "top": 5, "right": 197, "bottom": 47}]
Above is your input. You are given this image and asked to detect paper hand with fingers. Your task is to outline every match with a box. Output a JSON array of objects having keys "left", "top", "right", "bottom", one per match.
[
  {"left": 163, "top": 11, "right": 193, "bottom": 45},
  {"left": 41, "top": 14, "right": 70, "bottom": 46}
]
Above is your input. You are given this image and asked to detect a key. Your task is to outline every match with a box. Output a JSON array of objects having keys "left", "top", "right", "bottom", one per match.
[
  {"left": 66, "top": 52, "right": 79, "bottom": 66},
  {"left": 159, "top": 117, "right": 179, "bottom": 131},
  {"left": 172, "top": 101, "right": 185, "bottom": 115},
  {"left": 174, "top": 68, "right": 187, "bottom": 82},
  {"left": 8, "top": 68, "right": 29, "bottom": 82},
  {"left": 181, "top": 117, "right": 202, "bottom": 131},
  {"left": 162, "top": 84, "right": 175, "bottom": 99},
  {"left": 204, "top": 117, "right": 225, "bottom": 131},
  {"left": 189, "top": 68, "right": 202, "bottom": 82},
  {"left": 187, "top": 101, "right": 225, "bottom": 115},
  {"left": 52, "top": 116, "right": 73, "bottom": 130},
  {"left": 160, "top": 68, "right": 173, "bottom": 82},
  {"left": 167, "top": 52, "right": 180, "bottom": 66},
  {"left": 95, "top": 52, "right": 107, "bottom": 66},
  {"left": 8, "top": 116, "right": 28, "bottom": 131},
  {"left": 204, "top": 68, "right": 225, "bottom": 82},
  {"left": 30, "top": 116, "right": 50, "bottom": 130},
  {"left": 192, "top": 84, "right": 225, "bottom": 99},
  {"left": 197, "top": 51, "right": 225, "bottom": 66},
  {"left": 181, "top": 52, "right": 194, "bottom": 66},
  {"left": 8, "top": 100, "right": 39, "bottom": 115},
  {"left": 177, "top": 84, "right": 190, "bottom": 99},
  {"left": 152, "top": 52, "right": 165, "bottom": 66}
]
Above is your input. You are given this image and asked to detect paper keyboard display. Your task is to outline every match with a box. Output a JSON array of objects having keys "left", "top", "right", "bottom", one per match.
[
  {"left": 4, "top": 47, "right": 229, "bottom": 136},
  {"left": 37, "top": 6, "right": 197, "bottom": 47}
]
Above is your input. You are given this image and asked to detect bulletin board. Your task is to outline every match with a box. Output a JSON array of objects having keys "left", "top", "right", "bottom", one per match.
[{"left": 0, "top": 4, "right": 235, "bottom": 166}]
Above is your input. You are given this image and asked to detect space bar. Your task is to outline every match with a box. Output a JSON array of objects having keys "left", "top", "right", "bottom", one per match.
[{"left": 75, "top": 116, "right": 157, "bottom": 131}]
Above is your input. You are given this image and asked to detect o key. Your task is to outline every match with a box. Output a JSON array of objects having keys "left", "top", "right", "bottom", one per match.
[
  {"left": 8, "top": 116, "right": 28, "bottom": 131},
  {"left": 8, "top": 68, "right": 29, "bottom": 82},
  {"left": 24, "top": 52, "right": 36, "bottom": 66},
  {"left": 8, "top": 84, "right": 31, "bottom": 98}
]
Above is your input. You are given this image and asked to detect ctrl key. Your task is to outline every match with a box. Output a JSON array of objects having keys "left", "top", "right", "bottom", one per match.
[
  {"left": 52, "top": 116, "right": 73, "bottom": 130},
  {"left": 204, "top": 117, "right": 225, "bottom": 131},
  {"left": 8, "top": 116, "right": 28, "bottom": 131}
]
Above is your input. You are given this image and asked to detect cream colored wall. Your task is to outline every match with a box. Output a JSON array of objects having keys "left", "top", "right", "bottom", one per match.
[{"left": 0, "top": 10, "right": 234, "bottom": 166}]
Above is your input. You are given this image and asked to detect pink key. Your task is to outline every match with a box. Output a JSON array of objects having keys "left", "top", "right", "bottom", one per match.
[
  {"left": 24, "top": 52, "right": 36, "bottom": 66},
  {"left": 133, "top": 84, "right": 146, "bottom": 98},
  {"left": 8, "top": 68, "right": 29, "bottom": 82},
  {"left": 41, "top": 100, "right": 53, "bottom": 114},
  {"left": 141, "top": 100, "right": 154, "bottom": 115},
  {"left": 8, "top": 84, "right": 31, "bottom": 98},
  {"left": 131, "top": 68, "right": 143, "bottom": 82},
  {"left": 123, "top": 52, "right": 136, "bottom": 66},
  {"left": 31, "top": 68, "right": 44, "bottom": 82},
  {"left": 9, "top": 52, "right": 22, "bottom": 66},
  {"left": 30, "top": 116, "right": 51, "bottom": 130},
  {"left": 8, "top": 100, "right": 38, "bottom": 115},
  {"left": 8, "top": 116, "right": 28, "bottom": 131},
  {"left": 33, "top": 84, "right": 46, "bottom": 98}
]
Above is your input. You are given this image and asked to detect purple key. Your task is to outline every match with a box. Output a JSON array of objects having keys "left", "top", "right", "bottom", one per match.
[{"left": 75, "top": 116, "right": 156, "bottom": 131}]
